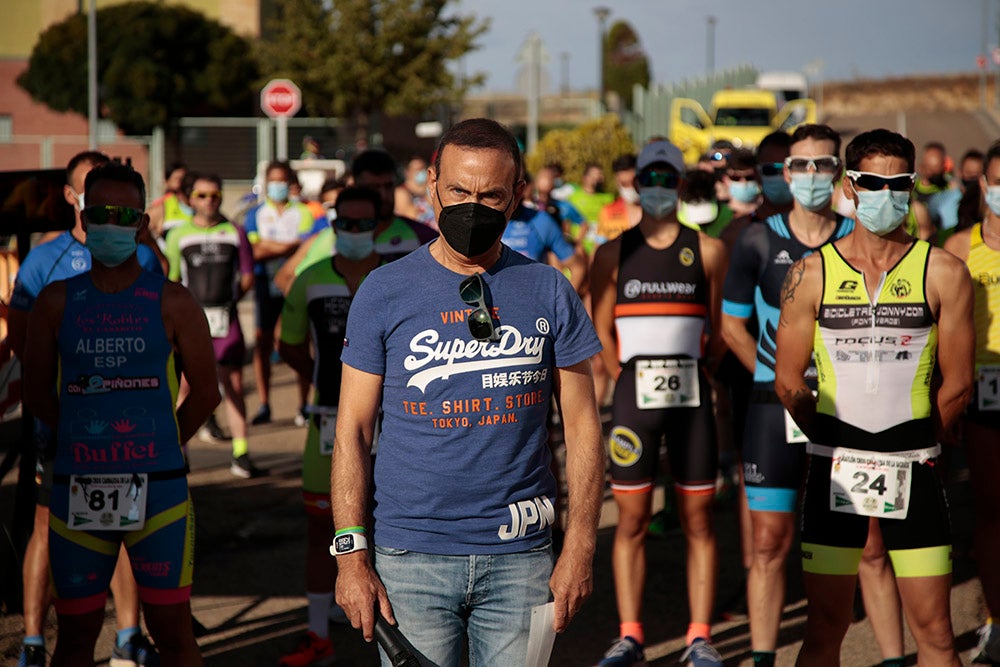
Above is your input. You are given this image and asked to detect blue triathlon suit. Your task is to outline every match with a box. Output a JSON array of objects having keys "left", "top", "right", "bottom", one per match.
[
  {"left": 721, "top": 213, "right": 854, "bottom": 512},
  {"left": 10, "top": 232, "right": 162, "bottom": 506},
  {"left": 48, "top": 271, "right": 194, "bottom": 614}
]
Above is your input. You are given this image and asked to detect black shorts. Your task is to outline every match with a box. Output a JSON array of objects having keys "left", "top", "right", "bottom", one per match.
[
  {"left": 800, "top": 447, "right": 951, "bottom": 578},
  {"left": 608, "top": 360, "right": 717, "bottom": 495},
  {"left": 742, "top": 391, "right": 807, "bottom": 512},
  {"left": 254, "top": 277, "right": 284, "bottom": 332}
]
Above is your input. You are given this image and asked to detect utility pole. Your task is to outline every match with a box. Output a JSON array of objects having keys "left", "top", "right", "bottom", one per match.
[
  {"left": 561, "top": 52, "right": 570, "bottom": 95},
  {"left": 982, "top": 0, "right": 989, "bottom": 109},
  {"left": 594, "top": 7, "right": 610, "bottom": 113},
  {"left": 706, "top": 16, "right": 717, "bottom": 77},
  {"left": 87, "top": 0, "right": 98, "bottom": 149},
  {"left": 517, "top": 32, "right": 548, "bottom": 154}
]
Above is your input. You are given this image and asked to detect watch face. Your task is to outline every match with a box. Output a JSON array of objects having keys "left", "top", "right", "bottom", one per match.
[{"left": 335, "top": 534, "right": 355, "bottom": 553}]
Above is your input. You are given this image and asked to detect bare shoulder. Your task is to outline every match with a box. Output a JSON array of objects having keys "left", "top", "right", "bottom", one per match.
[
  {"left": 697, "top": 231, "right": 727, "bottom": 263},
  {"left": 161, "top": 279, "right": 203, "bottom": 320},
  {"left": 927, "top": 245, "right": 972, "bottom": 288},
  {"left": 942, "top": 227, "right": 972, "bottom": 261},
  {"left": 591, "top": 236, "right": 621, "bottom": 272},
  {"left": 34, "top": 280, "right": 67, "bottom": 318},
  {"left": 780, "top": 253, "right": 822, "bottom": 308}
]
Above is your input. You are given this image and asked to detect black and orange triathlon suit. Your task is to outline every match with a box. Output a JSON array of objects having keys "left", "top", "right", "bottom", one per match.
[{"left": 607, "top": 224, "right": 716, "bottom": 496}]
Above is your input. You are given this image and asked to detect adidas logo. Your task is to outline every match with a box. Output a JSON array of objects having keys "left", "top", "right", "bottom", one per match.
[{"left": 774, "top": 250, "right": 793, "bottom": 265}]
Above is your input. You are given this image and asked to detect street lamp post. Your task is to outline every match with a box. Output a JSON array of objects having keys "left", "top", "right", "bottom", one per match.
[
  {"left": 594, "top": 7, "right": 610, "bottom": 113},
  {"left": 706, "top": 16, "right": 716, "bottom": 77}
]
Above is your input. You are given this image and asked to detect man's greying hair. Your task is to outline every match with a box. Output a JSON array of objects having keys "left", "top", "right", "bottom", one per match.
[
  {"left": 845, "top": 129, "right": 915, "bottom": 173},
  {"left": 434, "top": 118, "right": 522, "bottom": 184},
  {"left": 84, "top": 158, "right": 146, "bottom": 204}
]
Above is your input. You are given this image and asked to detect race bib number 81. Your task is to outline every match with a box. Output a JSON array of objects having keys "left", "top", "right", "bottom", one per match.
[
  {"left": 68, "top": 473, "right": 147, "bottom": 530},
  {"left": 635, "top": 359, "right": 700, "bottom": 410}
]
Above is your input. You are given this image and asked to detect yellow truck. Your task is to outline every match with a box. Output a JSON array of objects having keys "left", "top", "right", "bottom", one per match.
[{"left": 669, "top": 88, "right": 816, "bottom": 165}]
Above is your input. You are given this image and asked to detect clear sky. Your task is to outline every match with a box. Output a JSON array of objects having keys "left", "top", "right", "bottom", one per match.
[{"left": 455, "top": 0, "right": 991, "bottom": 93}]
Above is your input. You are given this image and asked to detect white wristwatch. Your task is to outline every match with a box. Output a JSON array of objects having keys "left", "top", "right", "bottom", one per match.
[{"left": 330, "top": 532, "right": 368, "bottom": 557}]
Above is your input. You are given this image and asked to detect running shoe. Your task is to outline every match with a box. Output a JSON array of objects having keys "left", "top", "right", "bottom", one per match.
[
  {"left": 598, "top": 636, "right": 644, "bottom": 666},
  {"left": 198, "top": 414, "right": 230, "bottom": 443},
  {"left": 680, "top": 638, "right": 723, "bottom": 667},
  {"left": 17, "top": 644, "right": 46, "bottom": 667},
  {"left": 972, "top": 619, "right": 1000, "bottom": 663},
  {"left": 110, "top": 633, "right": 160, "bottom": 666},
  {"left": 293, "top": 408, "right": 308, "bottom": 428},
  {"left": 278, "top": 632, "right": 334, "bottom": 667},
  {"left": 230, "top": 454, "right": 267, "bottom": 478},
  {"left": 251, "top": 403, "right": 272, "bottom": 425}
]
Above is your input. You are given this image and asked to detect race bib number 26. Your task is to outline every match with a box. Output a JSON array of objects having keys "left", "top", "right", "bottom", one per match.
[{"left": 635, "top": 359, "right": 700, "bottom": 410}]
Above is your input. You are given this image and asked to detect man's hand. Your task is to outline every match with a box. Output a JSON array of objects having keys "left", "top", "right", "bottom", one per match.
[
  {"left": 335, "top": 553, "right": 395, "bottom": 642},
  {"left": 548, "top": 544, "right": 593, "bottom": 632}
]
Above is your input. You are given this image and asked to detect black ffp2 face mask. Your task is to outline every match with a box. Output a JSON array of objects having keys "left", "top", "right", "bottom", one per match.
[{"left": 437, "top": 201, "right": 509, "bottom": 258}]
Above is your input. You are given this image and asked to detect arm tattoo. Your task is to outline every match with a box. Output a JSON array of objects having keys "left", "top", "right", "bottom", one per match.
[{"left": 780, "top": 259, "right": 806, "bottom": 308}]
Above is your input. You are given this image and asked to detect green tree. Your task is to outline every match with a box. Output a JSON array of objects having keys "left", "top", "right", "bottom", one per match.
[
  {"left": 257, "top": 0, "right": 488, "bottom": 143},
  {"left": 603, "top": 21, "right": 650, "bottom": 112},
  {"left": 526, "top": 115, "right": 635, "bottom": 184},
  {"left": 17, "top": 2, "right": 258, "bottom": 135}
]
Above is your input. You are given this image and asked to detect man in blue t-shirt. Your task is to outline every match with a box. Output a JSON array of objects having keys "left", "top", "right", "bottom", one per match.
[
  {"left": 502, "top": 193, "right": 588, "bottom": 293},
  {"left": 332, "top": 118, "right": 604, "bottom": 666},
  {"left": 8, "top": 150, "right": 165, "bottom": 667}
]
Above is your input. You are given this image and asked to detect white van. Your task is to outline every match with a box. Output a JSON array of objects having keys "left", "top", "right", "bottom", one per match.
[{"left": 755, "top": 71, "right": 808, "bottom": 107}]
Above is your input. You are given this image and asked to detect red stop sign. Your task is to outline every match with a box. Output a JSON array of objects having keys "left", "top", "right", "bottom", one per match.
[{"left": 260, "top": 79, "right": 302, "bottom": 118}]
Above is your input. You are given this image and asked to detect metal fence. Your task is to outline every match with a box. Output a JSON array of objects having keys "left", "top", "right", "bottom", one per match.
[{"left": 623, "top": 65, "right": 759, "bottom": 144}]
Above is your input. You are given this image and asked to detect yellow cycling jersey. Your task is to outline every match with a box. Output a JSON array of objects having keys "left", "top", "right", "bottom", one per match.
[
  {"left": 813, "top": 241, "right": 937, "bottom": 435},
  {"left": 967, "top": 223, "right": 1000, "bottom": 369}
]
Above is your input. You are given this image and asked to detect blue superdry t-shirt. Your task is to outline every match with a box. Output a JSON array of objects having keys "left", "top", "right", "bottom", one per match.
[{"left": 341, "top": 243, "right": 601, "bottom": 555}]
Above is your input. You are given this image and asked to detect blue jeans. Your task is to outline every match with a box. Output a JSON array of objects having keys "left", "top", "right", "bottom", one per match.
[{"left": 374, "top": 542, "right": 553, "bottom": 667}]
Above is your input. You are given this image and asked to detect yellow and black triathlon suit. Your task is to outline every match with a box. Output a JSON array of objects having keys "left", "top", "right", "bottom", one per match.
[
  {"left": 608, "top": 225, "right": 716, "bottom": 496},
  {"left": 965, "top": 223, "right": 1000, "bottom": 426},
  {"left": 801, "top": 240, "right": 951, "bottom": 577}
]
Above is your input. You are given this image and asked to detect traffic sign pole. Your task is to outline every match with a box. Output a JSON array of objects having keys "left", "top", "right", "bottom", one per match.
[
  {"left": 260, "top": 78, "right": 302, "bottom": 162},
  {"left": 276, "top": 117, "right": 288, "bottom": 160}
]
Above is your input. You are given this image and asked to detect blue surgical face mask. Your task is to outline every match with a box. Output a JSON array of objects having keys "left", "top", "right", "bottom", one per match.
[
  {"left": 986, "top": 185, "right": 1000, "bottom": 216},
  {"left": 335, "top": 230, "right": 375, "bottom": 260},
  {"left": 69, "top": 188, "right": 85, "bottom": 210},
  {"left": 267, "top": 181, "right": 289, "bottom": 202},
  {"left": 761, "top": 174, "right": 793, "bottom": 204},
  {"left": 855, "top": 189, "right": 910, "bottom": 236},
  {"left": 639, "top": 186, "right": 678, "bottom": 219},
  {"left": 414, "top": 169, "right": 428, "bottom": 186},
  {"left": 789, "top": 173, "right": 835, "bottom": 211},
  {"left": 85, "top": 224, "right": 138, "bottom": 267},
  {"left": 728, "top": 180, "right": 761, "bottom": 203}
]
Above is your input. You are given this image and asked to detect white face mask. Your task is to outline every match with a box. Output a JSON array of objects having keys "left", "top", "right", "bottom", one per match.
[
  {"left": 69, "top": 188, "right": 84, "bottom": 210},
  {"left": 620, "top": 186, "right": 640, "bottom": 204},
  {"left": 680, "top": 201, "right": 719, "bottom": 226}
]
